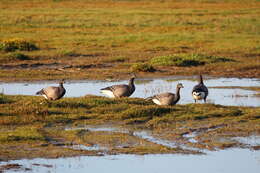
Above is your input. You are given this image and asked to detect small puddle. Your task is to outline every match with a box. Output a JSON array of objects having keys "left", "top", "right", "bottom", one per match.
[
  {"left": 133, "top": 131, "right": 178, "bottom": 149},
  {"left": 67, "top": 144, "right": 108, "bottom": 152},
  {"left": 65, "top": 125, "right": 201, "bottom": 153},
  {"left": 232, "top": 136, "right": 260, "bottom": 146},
  {"left": 182, "top": 125, "right": 226, "bottom": 144},
  {"left": 1, "top": 148, "right": 259, "bottom": 173},
  {"left": 183, "top": 132, "right": 199, "bottom": 143},
  {"left": 65, "top": 125, "right": 128, "bottom": 133},
  {"left": 0, "top": 77, "right": 259, "bottom": 107}
]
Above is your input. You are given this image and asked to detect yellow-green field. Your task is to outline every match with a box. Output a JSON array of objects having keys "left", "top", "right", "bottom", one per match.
[{"left": 0, "top": 0, "right": 260, "bottom": 81}]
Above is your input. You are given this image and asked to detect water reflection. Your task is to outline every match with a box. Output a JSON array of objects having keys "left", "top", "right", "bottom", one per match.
[
  {"left": 0, "top": 77, "right": 259, "bottom": 107},
  {"left": 1, "top": 148, "right": 259, "bottom": 173}
]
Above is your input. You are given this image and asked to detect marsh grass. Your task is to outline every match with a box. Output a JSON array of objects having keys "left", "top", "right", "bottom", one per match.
[
  {"left": 103, "top": 56, "right": 127, "bottom": 63},
  {"left": 0, "top": 126, "right": 45, "bottom": 143},
  {"left": 57, "top": 49, "right": 79, "bottom": 57},
  {"left": 150, "top": 54, "right": 233, "bottom": 67},
  {"left": 0, "top": 0, "right": 259, "bottom": 80},
  {"left": 131, "top": 63, "right": 156, "bottom": 72},
  {"left": 0, "top": 94, "right": 259, "bottom": 159},
  {"left": 0, "top": 38, "right": 38, "bottom": 52},
  {"left": 0, "top": 95, "right": 259, "bottom": 127},
  {"left": 0, "top": 93, "right": 12, "bottom": 104},
  {"left": 4, "top": 52, "right": 31, "bottom": 61}
]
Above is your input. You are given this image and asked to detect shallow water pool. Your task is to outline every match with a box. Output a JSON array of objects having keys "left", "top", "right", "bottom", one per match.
[
  {"left": 0, "top": 77, "right": 259, "bottom": 106},
  {"left": 1, "top": 148, "right": 259, "bottom": 173}
]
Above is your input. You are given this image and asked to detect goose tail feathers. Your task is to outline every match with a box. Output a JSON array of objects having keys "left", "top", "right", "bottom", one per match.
[
  {"left": 36, "top": 89, "right": 44, "bottom": 95},
  {"left": 145, "top": 96, "right": 155, "bottom": 101}
]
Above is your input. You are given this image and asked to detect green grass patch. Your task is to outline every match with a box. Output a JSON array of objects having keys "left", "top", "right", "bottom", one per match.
[
  {"left": 120, "top": 105, "right": 172, "bottom": 119},
  {"left": 131, "top": 63, "right": 156, "bottom": 72},
  {"left": 0, "top": 38, "right": 38, "bottom": 52},
  {"left": 0, "top": 94, "right": 12, "bottom": 104},
  {"left": 0, "top": 126, "right": 45, "bottom": 142},
  {"left": 150, "top": 54, "right": 233, "bottom": 67},
  {"left": 6, "top": 52, "right": 31, "bottom": 61},
  {"left": 57, "top": 49, "right": 79, "bottom": 57},
  {"left": 103, "top": 56, "right": 127, "bottom": 63},
  {"left": 0, "top": 95, "right": 258, "bottom": 126}
]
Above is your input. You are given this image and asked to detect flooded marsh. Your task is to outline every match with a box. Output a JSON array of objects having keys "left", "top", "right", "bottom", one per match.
[
  {"left": 0, "top": 77, "right": 259, "bottom": 172},
  {"left": 1, "top": 0, "right": 260, "bottom": 171},
  {"left": 0, "top": 77, "right": 259, "bottom": 106}
]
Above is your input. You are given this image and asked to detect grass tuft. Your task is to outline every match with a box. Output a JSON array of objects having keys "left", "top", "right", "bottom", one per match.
[
  {"left": 0, "top": 93, "right": 12, "bottom": 104},
  {"left": 0, "top": 126, "right": 45, "bottom": 142},
  {"left": 58, "top": 49, "right": 79, "bottom": 57},
  {"left": 150, "top": 54, "right": 233, "bottom": 67},
  {"left": 131, "top": 63, "right": 156, "bottom": 72},
  {"left": 0, "top": 38, "right": 38, "bottom": 52},
  {"left": 103, "top": 56, "right": 127, "bottom": 63},
  {"left": 120, "top": 105, "right": 172, "bottom": 119},
  {"left": 7, "top": 52, "right": 31, "bottom": 61}
]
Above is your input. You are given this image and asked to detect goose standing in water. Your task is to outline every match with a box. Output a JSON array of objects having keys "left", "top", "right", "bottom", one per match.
[
  {"left": 100, "top": 74, "right": 136, "bottom": 98},
  {"left": 146, "top": 83, "right": 184, "bottom": 106},
  {"left": 192, "top": 75, "right": 208, "bottom": 103},
  {"left": 36, "top": 79, "right": 66, "bottom": 100}
]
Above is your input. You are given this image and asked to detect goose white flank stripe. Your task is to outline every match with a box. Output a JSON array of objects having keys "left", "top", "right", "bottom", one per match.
[
  {"left": 100, "top": 90, "right": 115, "bottom": 98},
  {"left": 152, "top": 98, "right": 162, "bottom": 105}
]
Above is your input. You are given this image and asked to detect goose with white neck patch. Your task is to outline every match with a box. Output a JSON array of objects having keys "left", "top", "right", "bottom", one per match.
[{"left": 192, "top": 75, "right": 208, "bottom": 103}]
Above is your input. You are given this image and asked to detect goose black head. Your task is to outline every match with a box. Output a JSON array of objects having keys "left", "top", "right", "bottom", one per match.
[
  {"left": 131, "top": 73, "right": 136, "bottom": 79},
  {"left": 177, "top": 83, "right": 184, "bottom": 89},
  {"left": 59, "top": 79, "right": 65, "bottom": 85}
]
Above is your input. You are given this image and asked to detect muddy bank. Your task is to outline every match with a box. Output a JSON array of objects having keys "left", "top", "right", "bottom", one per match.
[{"left": 0, "top": 57, "right": 260, "bottom": 82}]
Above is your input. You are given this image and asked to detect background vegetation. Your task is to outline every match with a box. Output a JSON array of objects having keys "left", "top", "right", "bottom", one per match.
[{"left": 0, "top": 0, "right": 259, "bottom": 80}]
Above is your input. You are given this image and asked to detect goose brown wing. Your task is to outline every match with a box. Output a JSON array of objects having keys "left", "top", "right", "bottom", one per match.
[
  {"left": 43, "top": 86, "right": 60, "bottom": 99},
  {"left": 101, "top": 84, "right": 128, "bottom": 92},
  {"left": 154, "top": 92, "right": 175, "bottom": 101}
]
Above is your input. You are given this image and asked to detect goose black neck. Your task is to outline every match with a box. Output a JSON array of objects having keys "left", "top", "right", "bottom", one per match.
[
  {"left": 173, "top": 86, "right": 181, "bottom": 103},
  {"left": 129, "top": 78, "right": 135, "bottom": 86},
  {"left": 176, "top": 86, "right": 181, "bottom": 97},
  {"left": 59, "top": 83, "right": 64, "bottom": 88},
  {"left": 128, "top": 78, "right": 135, "bottom": 92},
  {"left": 199, "top": 75, "right": 204, "bottom": 84}
]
